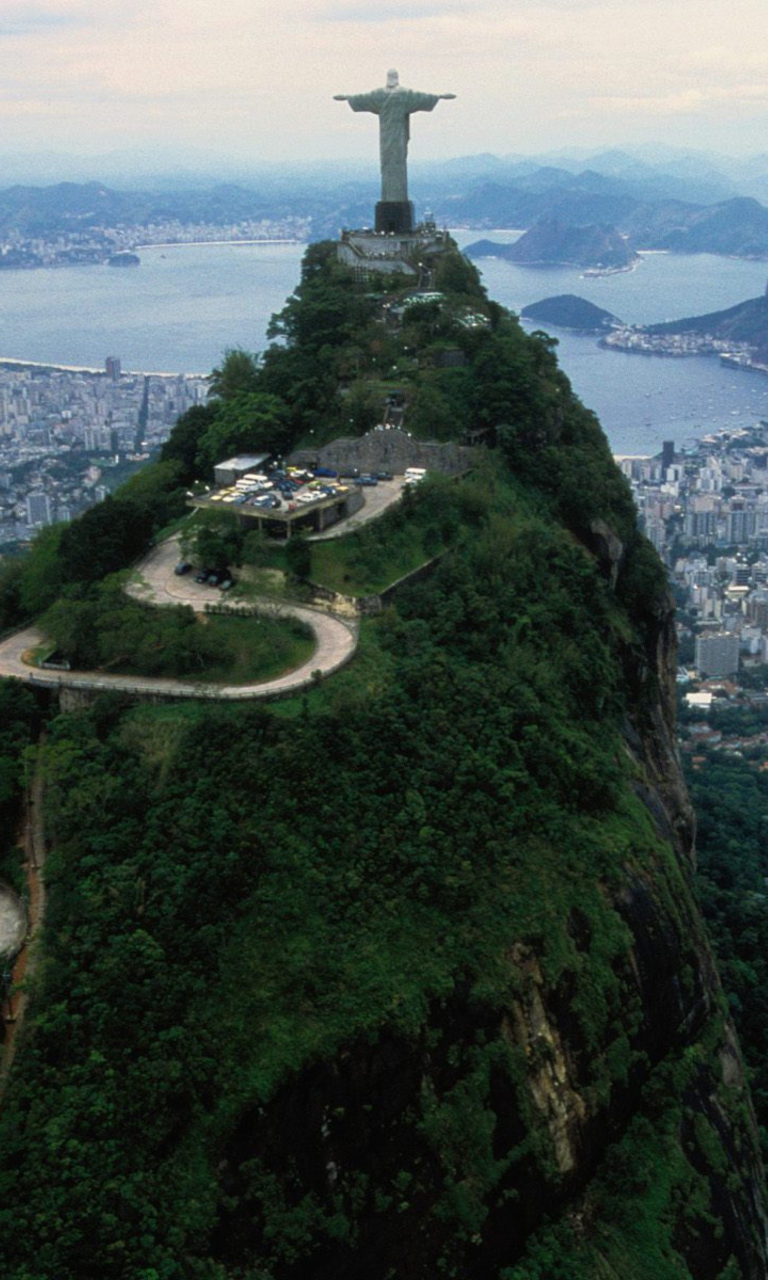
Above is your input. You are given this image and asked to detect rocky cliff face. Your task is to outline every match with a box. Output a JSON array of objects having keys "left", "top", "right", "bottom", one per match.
[{"left": 208, "top": 526, "right": 768, "bottom": 1280}]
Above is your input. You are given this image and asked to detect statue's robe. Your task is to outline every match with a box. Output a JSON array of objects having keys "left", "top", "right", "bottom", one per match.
[{"left": 345, "top": 88, "right": 440, "bottom": 202}]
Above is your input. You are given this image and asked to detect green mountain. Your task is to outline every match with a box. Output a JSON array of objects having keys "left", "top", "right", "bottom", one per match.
[
  {"left": 0, "top": 242, "right": 765, "bottom": 1280},
  {"left": 647, "top": 290, "right": 768, "bottom": 358},
  {"left": 521, "top": 293, "right": 621, "bottom": 330}
]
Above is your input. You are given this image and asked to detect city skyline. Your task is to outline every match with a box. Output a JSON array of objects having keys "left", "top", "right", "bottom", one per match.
[{"left": 1, "top": 0, "right": 767, "bottom": 169}]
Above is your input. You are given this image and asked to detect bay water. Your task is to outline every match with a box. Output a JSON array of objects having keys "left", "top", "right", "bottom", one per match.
[{"left": 1, "top": 234, "right": 767, "bottom": 456}]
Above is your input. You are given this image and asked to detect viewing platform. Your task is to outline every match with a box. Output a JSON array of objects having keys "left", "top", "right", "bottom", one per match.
[{"left": 337, "top": 221, "right": 452, "bottom": 280}]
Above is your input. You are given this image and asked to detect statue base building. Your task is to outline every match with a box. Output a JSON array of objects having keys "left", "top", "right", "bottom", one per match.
[{"left": 337, "top": 215, "right": 452, "bottom": 281}]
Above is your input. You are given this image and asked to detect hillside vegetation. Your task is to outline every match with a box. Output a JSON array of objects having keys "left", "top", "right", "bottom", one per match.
[{"left": 0, "top": 242, "right": 764, "bottom": 1280}]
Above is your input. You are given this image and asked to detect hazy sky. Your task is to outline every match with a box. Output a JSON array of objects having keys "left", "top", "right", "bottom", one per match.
[{"left": 2, "top": 0, "right": 768, "bottom": 165}]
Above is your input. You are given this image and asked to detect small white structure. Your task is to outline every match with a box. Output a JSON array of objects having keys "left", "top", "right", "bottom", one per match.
[{"left": 214, "top": 454, "right": 270, "bottom": 487}]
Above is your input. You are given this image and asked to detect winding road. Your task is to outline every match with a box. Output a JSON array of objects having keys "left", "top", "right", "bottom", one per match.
[{"left": 0, "top": 538, "right": 359, "bottom": 701}]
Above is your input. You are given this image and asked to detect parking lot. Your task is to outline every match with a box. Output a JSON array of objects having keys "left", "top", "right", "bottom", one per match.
[
  {"left": 309, "top": 474, "right": 407, "bottom": 539},
  {"left": 192, "top": 464, "right": 407, "bottom": 541}
]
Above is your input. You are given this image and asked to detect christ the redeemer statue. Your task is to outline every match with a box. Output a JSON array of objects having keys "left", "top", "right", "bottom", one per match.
[{"left": 335, "top": 69, "right": 455, "bottom": 234}]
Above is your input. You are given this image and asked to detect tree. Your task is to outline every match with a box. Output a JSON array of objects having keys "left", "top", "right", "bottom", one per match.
[
  {"left": 11, "top": 524, "right": 67, "bottom": 621},
  {"left": 180, "top": 510, "right": 242, "bottom": 571},
  {"left": 41, "top": 588, "right": 102, "bottom": 667},
  {"left": 0, "top": 557, "right": 26, "bottom": 632},
  {"left": 57, "top": 497, "right": 154, "bottom": 585},
  {"left": 195, "top": 392, "right": 291, "bottom": 477},
  {"left": 341, "top": 380, "right": 381, "bottom": 436},
  {"left": 117, "top": 459, "right": 187, "bottom": 530},
  {"left": 160, "top": 404, "right": 218, "bottom": 484},
  {"left": 432, "top": 249, "right": 486, "bottom": 300},
  {"left": 209, "top": 348, "right": 262, "bottom": 401},
  {"left": 285, "top": 535, "right": 312, "bottom": 581}
]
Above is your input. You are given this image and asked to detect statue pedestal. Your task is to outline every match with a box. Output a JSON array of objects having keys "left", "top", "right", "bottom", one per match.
[
  {"left": 337, "top": 221, "right": 451, "bottom": 279},
  {"left": 375, "top": 201, "right": 414, "bottom": 234}
]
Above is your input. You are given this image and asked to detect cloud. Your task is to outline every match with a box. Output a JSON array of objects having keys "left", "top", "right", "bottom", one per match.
[
  {"left": 320, "top": 0, "right": 470, "bottom": 19},
  {"left": 319, "top": 0, "right": 617, "bottom": 17},
  {"left": 0, "top": 0, "right": 767, "bottom": 159},
  {"left": 0, "top": 4, "right": 87, "bottom": 35},
  {"left": 0, "top": 0, "right": 147, "bottom": 42},
  {"left": 587, "top": 83, "right": 768, "bottom": 118}
]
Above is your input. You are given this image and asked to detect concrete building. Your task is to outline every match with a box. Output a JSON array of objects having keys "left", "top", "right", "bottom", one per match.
[
  {"left": 25, "top": 491, "right": 51, "bottom": 527},
  {"left": 694, "top": 631, "right": 741, "bottom": 678}
]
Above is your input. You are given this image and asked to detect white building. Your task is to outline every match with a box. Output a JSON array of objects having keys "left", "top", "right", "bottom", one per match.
[{"left": 694, "top": 631, "right": 740, "bottom": 678}]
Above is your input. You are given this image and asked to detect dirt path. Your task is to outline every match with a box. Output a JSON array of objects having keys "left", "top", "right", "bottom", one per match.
[{"left": 0, "top": 748, "right": 46, "bottom": 1102}]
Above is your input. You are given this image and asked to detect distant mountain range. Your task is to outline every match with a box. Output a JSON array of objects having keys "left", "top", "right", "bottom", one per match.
[
  {"left": 5, "top": 139, "right": 766, "bottom": 201},
  {"left": 0, "top": 182, "right": 309, "bottom": 236},
  {"left": 446, "top": 188, "right": 768, "bottom": 260},
  {"left": 4, "top": 143, "right": 768, "bottom": 259}
]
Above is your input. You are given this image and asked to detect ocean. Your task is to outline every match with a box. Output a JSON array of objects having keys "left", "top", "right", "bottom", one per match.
[{"left": 1, "top": 234, "right": 767, "bottom": 457}]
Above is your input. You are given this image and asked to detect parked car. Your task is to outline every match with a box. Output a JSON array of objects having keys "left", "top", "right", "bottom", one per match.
[
  {"left": 354, "top": 474, "right": 378, "bottom": 486},
  {"left": 174, "top": 561, "right": 193, "bottom": 576},
  {"left": 201, "top": 568, "right": 229, "bottom": 587}
]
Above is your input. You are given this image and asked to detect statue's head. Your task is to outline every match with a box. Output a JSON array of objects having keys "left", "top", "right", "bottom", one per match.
[{"left": 386, "top": 69, "right": 399, "bottom": 90}]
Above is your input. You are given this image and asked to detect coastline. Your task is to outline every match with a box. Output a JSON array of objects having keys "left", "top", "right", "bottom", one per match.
[
  {"left": 135, "top": 238, "right": 304, "bottom": 251},
  {"left": 0, "top": 357, "right": 209, "bottom": 379},
  {"left": 720, "top": 352, "right": 768, "bottom": 377},
  {"left": 581, "top": 260, "right": 639, "bottom": 278}
]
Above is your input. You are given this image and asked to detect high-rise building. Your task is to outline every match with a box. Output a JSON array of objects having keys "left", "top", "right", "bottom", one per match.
[
  {"left": 105, "top": 356, "right": 121, "bottom": 382},
  {"left": 727, "top": 509, "right": 757, "bottom": 544},
  {"left": 26, "top": 492, "right": 51, "bottom": 528},
  {"left": 694, "top": 631, "right": 740, "bottom": 678}
]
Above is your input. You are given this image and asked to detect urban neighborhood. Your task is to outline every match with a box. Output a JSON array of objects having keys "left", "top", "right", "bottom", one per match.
[
  {"left": 623, "top": 423, "right": 768, "bottom": 749},
  {"left": 0, "top": 359, "right": 209, "bottom": 539}
]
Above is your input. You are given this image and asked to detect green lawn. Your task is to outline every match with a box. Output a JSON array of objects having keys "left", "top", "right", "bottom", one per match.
[
  {"left": 308, "top": 531, "right": 431, "bottom": 596},
  {"left": 105, "top": 610, "right": 316, "bottom": 684}
]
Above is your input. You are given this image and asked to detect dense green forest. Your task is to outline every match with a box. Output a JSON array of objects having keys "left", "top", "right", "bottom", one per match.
[
  {"left": 0, "top": 242, "right": 763, "bottom": 1279},
  {"left": 684, "top": 750, "right": 768, "bottom": 1151}
]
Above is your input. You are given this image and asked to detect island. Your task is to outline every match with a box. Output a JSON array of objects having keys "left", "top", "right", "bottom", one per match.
[
  {"left": 521, "top": 293, "right": 621, "bottom": 331},
  {"left": 464, "top": 217, "right": 639, "bottom": 273}
]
